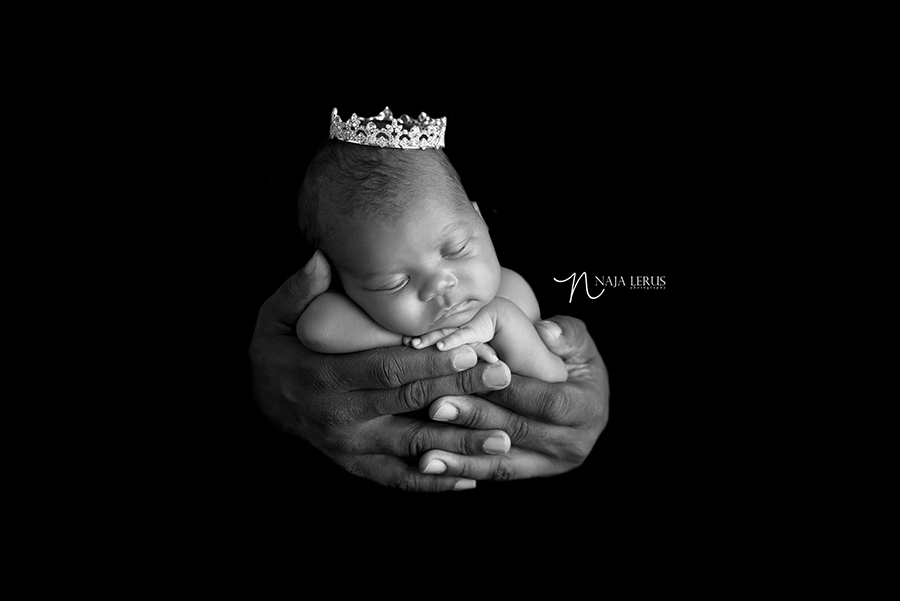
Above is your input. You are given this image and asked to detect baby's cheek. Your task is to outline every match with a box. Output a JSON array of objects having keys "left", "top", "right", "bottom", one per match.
[
  {"left": 398, "top": 299, "right": 432, "bottom": 336},
  {"left": 376, "top": 296, "right": 429, "bottom": 336},
  {"left": 468, "top": 259, "right": 502, "bottom": 300}
]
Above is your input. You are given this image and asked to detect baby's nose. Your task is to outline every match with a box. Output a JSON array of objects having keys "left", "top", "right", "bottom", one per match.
[{"left": 420, "top": 270, "right": 458, "bottom": 303}]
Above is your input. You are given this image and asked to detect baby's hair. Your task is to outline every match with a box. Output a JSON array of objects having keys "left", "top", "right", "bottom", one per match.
[{"left": 297, "top": 139, "right": 469, "bottom": 255}]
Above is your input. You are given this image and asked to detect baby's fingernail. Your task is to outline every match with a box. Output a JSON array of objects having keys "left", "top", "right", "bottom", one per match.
[
  {"left": 437, "top": 341, "right": 445, "bottom": 350},
  {"left": 483, "top": 432, "right": 510, "bottom": 455},
  {"left": 432, "top": 401, "right": 459, "bottom": 422},
  {"left": 482, "top": 362, "right": 510, "bottom": 388},
  {"left": 412, "top": 338, "right": 421, "bottom": 347},
  {"left": 539, "top": 320, "right": 562, "bottom": 340},
  {"left": 453, "top": 479, "right": 476, "bottom": 491},
  {"left": 422, "top": 459, "right": 447, "bottom": 474},
  {"left": 303, "top": 250, "right": 321, "bottom": 275},
  {"left": 451, "top": 346, "right": 477, "bottom": 371}
]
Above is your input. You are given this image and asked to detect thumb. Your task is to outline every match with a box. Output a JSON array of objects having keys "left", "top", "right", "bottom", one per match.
[
  {"left": 260, "top": 250, "right": 332, "bottom": 332},
  {"left": 536, "top": 315, "right": 594, "bottom": 363}
]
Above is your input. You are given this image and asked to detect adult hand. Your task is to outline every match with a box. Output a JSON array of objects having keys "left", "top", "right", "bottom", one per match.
[
  {"left": 416, "top": 316, "right": 610, "bottom": 481},
  {"left": 248, "top": 251, "right": 516, "bottom": 492}
]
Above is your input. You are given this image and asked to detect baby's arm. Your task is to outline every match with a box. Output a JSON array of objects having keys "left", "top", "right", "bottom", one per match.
[
  {"left": 431, "top": 297, "right": 567, "bottom": 382},
  {"left": 296, "top": 291, "right": 403, "bottom": 354}
]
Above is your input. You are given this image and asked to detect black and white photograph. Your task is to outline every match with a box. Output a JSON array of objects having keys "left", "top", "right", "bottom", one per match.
[{"left": 179, "top": 62, "right": 715, "bottom": 532}]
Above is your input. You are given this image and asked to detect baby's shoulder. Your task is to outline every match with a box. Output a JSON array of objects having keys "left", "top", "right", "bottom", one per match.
[{"left": 497, "top": 267, "right": 540, "bottom": 322}]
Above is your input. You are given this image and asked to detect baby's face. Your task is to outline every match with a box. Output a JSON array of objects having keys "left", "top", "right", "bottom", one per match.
[{"left": 333, "top": 184, "right": 501, "bottom": 337}]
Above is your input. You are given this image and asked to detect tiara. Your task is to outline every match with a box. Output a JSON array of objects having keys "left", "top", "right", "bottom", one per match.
[{"left": 329, "top": 106, "right": 446, "bottom": 150}]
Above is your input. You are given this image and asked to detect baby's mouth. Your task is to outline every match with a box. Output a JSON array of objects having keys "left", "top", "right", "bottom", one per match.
[{"left": 434, "top": 299, "right": 475, "bottom": 325}]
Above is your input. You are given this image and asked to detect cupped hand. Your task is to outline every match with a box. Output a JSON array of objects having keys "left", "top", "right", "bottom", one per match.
[{"left": 417, "top": 316, "right": 610, "bottom": 480}]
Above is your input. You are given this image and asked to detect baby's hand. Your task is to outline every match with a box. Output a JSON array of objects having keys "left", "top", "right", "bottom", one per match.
[
  {"left": 431, "top": 305, "right": 500, "bottom": 359},
  {"left": 404, "top": 328, "right": 458, "bottom": 349},
  {"left": 404, "top": 327, "right": 498, "bottom": 364}
]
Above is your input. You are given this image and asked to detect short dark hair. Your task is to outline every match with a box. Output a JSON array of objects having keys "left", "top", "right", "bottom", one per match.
[{"left": 297, "top": 139, "right": 468, "bottom": 254}]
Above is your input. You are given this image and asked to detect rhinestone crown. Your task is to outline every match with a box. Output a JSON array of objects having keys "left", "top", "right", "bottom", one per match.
[{"left": 329, "top": 106, "right": 446, "bottom": 150}]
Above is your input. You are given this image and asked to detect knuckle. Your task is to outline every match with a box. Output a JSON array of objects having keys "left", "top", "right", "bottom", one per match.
[
  {"left": 449, "top": 397, "right": 484, "bottom": 429},
  {"left": 466, "top": 402, "right": 490, "bottom": 429},
  {"left": 503, "top": 414, "right": 531, "bottom": 444},
  {"left": 306, "top": 355, "right": 344, "bottom": 394},
  {"left": 391, "top": 471, "right": 430, "bottom": 493},
  {"left": 400, "top": 422, "right": 430, "bottom": 457},
  {"left": 374, "top": 351, "right": 405, "bottom": 389},
  {"left": 490, "top": 456, "right": 516, "bottom": 482},
  {"left": 541, "top": 387, "right": 572, "bottom": 423},
  {"left": 391, "top": 472, "right": 414, "bottom": 491},
  {"left": 455, "top": 366, "right": 481, "bottom": 395},
  {"left": 397, "top": 378, "right": 429, "bottom": 413}
]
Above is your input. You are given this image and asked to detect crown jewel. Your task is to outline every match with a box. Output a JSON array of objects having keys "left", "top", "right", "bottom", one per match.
[{"left": 329, "top": 107, "right": 446, "bottom": 150}]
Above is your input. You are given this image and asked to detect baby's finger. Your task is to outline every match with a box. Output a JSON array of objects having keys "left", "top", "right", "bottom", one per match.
[
  {"left": 435, "top": 327, "right": 481, "bottom": 351},
  {"left": 472, "top": 342, "right": 498, "bottom": 363},
  {"left": 412, "top": 327, "right": 458, "bottom": 349}
]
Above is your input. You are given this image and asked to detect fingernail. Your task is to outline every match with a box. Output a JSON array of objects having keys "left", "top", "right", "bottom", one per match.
[
  {"left": 539, "top": 320, "right": 561, "bottom": 340},
  {"left": 422, "top": 459, "right": 447, "bottom": 474},
  {"left": 453, "top": 479, "right": 476, "bottom": 491},
  {"left": 483, "top": 432, "right": 510, "bottom": 455},
  {"left": 451, "top": 346, "right": 477, "bottom": 371},
  {"left": 303, "top": 250, "right": 320, "bottom": 275},
  {"left": 482, "top": 362, "right": 510, "bottom": 388},
  {"left": 432, "top": 402, "right": 459, "bottom": 422}
]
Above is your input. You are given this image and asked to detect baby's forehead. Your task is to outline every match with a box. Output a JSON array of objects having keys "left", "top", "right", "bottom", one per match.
[
  {"left": 332, "top": 197, "right": 477, "bottom": 267},
  {"left": 351, "top": 192, "right": 474, "bottom": 233}
]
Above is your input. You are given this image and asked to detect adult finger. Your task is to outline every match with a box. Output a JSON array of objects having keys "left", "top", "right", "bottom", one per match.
[
  {"left": 366, "top": 359, "right": 512, "bottom": 418},
  {"left": 349, "top": 454, "right": 477, "bottom": 492},
  {"left": 256, "top": 250, "right": 332, "bottom": 334},
  {"left": 480, "top": 374, "right": 584, "bottom": 426},
  {"left": 428, "top": 394, "right": 560, "bottom": 450},
  {"left": 417, "top": 448, "right": 559, "bottom": 482},
  {"left": 332, "top": 344, "right": 482, "bottom": 391},
  {"left": 535, "top": 315, "right": 597, "bottom": 364},
  {"left": 360, "top": 415, "right": 511, "bottom": 458}
]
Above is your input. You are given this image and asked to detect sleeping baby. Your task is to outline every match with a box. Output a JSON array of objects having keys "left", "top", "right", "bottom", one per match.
[{"left": 295, "top": 107, "right": 566, "bottom": 384}]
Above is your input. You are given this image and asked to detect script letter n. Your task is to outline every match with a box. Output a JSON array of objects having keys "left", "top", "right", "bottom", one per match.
[{"left": 554, "top": 272, "right": 604, "bottom": 303}]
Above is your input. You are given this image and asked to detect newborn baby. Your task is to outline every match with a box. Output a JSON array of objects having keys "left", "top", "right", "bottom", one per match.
[{"left": 295, "top": 108, "right": 566, "bottom": 383}]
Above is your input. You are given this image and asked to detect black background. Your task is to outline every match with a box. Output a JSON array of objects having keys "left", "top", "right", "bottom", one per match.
[{"left": 168, "top": 62, "right": 726, "bottom": 531}]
